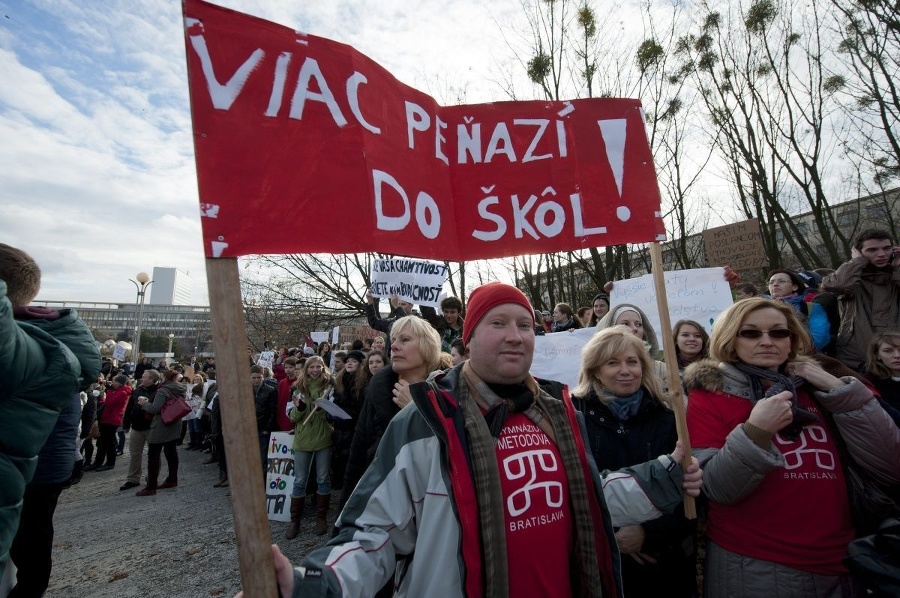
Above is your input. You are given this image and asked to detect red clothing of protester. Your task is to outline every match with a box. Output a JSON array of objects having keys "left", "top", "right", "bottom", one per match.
[
  {"left": 688, "top": 387, "right": 853, "bottom": 575},
  {"left": 100, "top": 385, "right": 132, "bottom": 427},
  {"left": 497, "top": 412, "right": 573, "bottom": 598},
  {"left": 276, "top": 376, "right": 297, "bottom": 432}
]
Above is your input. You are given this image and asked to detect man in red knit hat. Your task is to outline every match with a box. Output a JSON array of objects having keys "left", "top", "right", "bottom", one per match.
[{"left": 252, "top": 281, "right": 702, "bottom": 598}]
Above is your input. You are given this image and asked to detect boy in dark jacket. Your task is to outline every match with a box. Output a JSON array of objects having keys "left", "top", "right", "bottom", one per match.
[{"left": 0, "top": 243, "right": 101, "bottom": 584}]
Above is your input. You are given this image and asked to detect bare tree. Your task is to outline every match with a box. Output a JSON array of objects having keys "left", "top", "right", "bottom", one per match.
[
  {"left": 829, "top": 0, "right": 900, "bottom": 188},
  {"left": 675, "top": 0, "right": 858, "bottom": 269}
]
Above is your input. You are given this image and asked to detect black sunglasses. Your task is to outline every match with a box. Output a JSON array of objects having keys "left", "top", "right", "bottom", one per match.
[{"left": 737, "top": 328, "right": 792, "bottom": 339}]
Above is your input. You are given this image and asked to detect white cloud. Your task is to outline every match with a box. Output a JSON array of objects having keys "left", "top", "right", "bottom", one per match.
[{"left": 1, "top": 0, "right": 548, "bottom": 306}]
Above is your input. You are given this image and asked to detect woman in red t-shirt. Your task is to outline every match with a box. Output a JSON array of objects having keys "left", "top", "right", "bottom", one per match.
[{"left": 684, "top": 298, "right": 900, "bottom": 597}]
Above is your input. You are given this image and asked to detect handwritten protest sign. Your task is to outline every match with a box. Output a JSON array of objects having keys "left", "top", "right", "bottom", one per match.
[
  {"left": 265, "top": 432, "right": 295, "bottom": 522},
  {"left": 309, "top": 331, "right": 329, "bottom": 344},
  {"left": 609, "top": 268, "right": 733, "bottom": 336},
  {"left": 370, "top": 258, "right": 448, "bottom": 308},
  {"left": 531, "top": 328, "right": 595, "bottom": 389},
  {"left": 256, "top": 350, "right": 275, "bottom": 370},
  {"left": 184, "top": 0, "right": 665, "bottom": 261},
  {"left": 703, "top": 219, "right": 766, "bottom": 270}
]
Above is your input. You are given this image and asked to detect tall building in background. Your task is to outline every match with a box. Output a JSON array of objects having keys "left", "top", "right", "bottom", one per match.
[{"left": 149, "top": 267, "right": 192, "bottom": 305}]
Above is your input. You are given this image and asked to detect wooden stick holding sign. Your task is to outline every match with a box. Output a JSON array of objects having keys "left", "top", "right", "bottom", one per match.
[
  {"left": 649, "top": 243, "right": 697, "bottom": 519},
  {"left": 205, "top": 258, "right": 278, "bottom": 597}
]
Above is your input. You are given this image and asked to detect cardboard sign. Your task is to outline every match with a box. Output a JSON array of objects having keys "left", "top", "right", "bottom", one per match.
[
  {"left": 609, "top": 268, "right": 734, "bottom": 336},
  {"left": 265, "top": 432, "right": 296, "bottom": 522},
  {"left": 370, "top": 258, "right": 449, "bottom": 308},
  {"left": 702, "top": 218, "right": 767, "bottom": 271},
  {"left": 184, "top": 0, "right": 665, "bottom": 261}
]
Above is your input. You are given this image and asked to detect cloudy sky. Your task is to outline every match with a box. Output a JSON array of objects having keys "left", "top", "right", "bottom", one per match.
[{"left": 0, "top": 0, "right": 540, "bottom": 304}]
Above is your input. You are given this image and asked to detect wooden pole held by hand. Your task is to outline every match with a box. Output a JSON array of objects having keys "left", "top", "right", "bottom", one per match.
[{"left": 649, "top": 243, "right": 697, "bottom": 519}]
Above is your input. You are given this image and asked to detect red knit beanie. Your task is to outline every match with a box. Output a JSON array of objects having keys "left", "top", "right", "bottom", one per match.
[{"left": 462, "top": 282, "right": 535, "bottom": 345}]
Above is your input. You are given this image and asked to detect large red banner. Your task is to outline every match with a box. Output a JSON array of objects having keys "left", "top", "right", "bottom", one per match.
[{"left": 183, "top": 0, "right": 666, "bottom": 260}]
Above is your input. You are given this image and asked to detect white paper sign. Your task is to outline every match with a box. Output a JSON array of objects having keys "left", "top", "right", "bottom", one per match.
[
  {"left": 112, "top": 344, "right": 127, "bottom": 361},
  {"left": 315, "top": 398, "right": 352, "bottom": 420},
  {"left": 310, "top": 331, "right": 329, "bottom": 344},
  {"left": 609, "top": 268, "right": 734, "bottom": 336},
  {"left": 257, "top": 351, "right": 275, "bottom": 370},
  {"left": 530, "top": 328, "right": 594, "bottom": 390},
  {"left": 370, "top": 258, "right": 449, "bottom": 308},
  {"left": 265, "top": 432, "right": 296, "bottom": 522}
]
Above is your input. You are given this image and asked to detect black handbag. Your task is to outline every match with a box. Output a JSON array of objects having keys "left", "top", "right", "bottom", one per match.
[{"left": 844, "top": 518, "right": 900, "bottom": 597}]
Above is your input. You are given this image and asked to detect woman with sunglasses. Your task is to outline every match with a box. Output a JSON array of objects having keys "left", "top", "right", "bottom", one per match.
[{"left": 685, "top": 298, "right": 900, "bottom": 597}]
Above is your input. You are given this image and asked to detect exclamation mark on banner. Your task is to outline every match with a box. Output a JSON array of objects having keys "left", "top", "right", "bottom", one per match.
[{"left": 597, "top": 119, "right": 627, "bottom": 198}]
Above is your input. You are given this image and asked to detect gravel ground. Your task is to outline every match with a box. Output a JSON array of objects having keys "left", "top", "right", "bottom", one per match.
[{"left": 43, "top": 444, "right": 332, "bottom": 597}]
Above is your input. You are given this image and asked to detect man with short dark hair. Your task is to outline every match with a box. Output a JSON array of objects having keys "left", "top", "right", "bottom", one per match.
[
  {"left": 823, "top": 229, "right": 900, "bottom": 370},
  {"left": 430, "top": 296, "right": 464, "bottom": 353},
  {"left": 273, "top": 282, "right": 701, "bottom": 596}
]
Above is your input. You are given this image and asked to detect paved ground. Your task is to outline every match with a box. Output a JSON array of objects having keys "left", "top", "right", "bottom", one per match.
[{"left": 42, "top": 444, "right": 333, "bottom": 597}]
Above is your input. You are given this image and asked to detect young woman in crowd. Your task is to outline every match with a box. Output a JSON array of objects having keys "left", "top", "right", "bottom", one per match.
[
  {"left": 765, "top": 269, "right": 830, "bottom": 351},
  {"left": 573, "top": 326, "right": 695, "bottom": 597},
  {"left": 576, "top": 306, "right": 593, "bottom": 327},
  {"left": 357, "top": 350, "right": 387, "bottom": 392},
  {"left": 685, "top": 298, "right": 900, "bottom": 597},
  {"left": 331, "top": 350, "right": 365, "bottom": 493},
  {"left": 865, "top": 331, "right": 900, "bottom": 412},
  {"left": 449, "top": 338, "right": 467, "bottom": 366},
  {"left": 286, "top": 356, "right": 335, "bottom": 538},
  {"left": 673, "top": 319, "right": 710, "bottom": 372},
  {"left": 587, "top": 292, "right": 611, "bottom": 326},
  {"left": 136, "top": 369, "right": 187, "bottom": 496},
  {"left": 90, "top": 375, "right": 131, "bottom": 471},
  {"left": 370, "top": 336, "right": 386, "bottom": 354},
  {"left": 550, "top": 302, "right": 581, "bottom": 332}
]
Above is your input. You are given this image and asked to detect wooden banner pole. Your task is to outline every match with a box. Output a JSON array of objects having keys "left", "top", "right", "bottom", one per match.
[
  {"left": 206, "top": 258, "right": 278, "bottom": 597},
  {"left": 649, "top": 243, "right": 697, "bottom": 519}
]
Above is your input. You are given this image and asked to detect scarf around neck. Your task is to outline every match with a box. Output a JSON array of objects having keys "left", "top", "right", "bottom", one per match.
[
  {"left": 608, "top": 389, "right": 644, "bottom": 421},
  {"left": 731, "top": 361, "right": 818, "bottom": 439}
]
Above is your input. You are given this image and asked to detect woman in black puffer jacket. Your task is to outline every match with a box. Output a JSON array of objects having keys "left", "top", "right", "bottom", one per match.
[{"left": 572, "top": 326, "right": 695, "bottom": 598}]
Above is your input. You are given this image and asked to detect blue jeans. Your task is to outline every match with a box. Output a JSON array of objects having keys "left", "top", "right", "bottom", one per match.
[{"left": 292, "top": 446, "right": 331, "bottom": 497}]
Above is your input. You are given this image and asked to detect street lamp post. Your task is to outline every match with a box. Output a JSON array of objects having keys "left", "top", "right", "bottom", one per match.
[
  {"left": 168, "top": 333, "right": 175, "bottom": 357},
  {"left": 129, "top": 272, "right": 153, "bottom": 364}
]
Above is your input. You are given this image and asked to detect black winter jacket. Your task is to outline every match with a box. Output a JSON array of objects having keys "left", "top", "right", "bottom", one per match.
[
  {"left": 123, "top": 384, "right": 156, "bottom": 432},
  {"left": 573, "top": 387, "right": 695, "bottom": 598},
  {"left": 340, "top": 365, "right": 401, "bottom": 506}
]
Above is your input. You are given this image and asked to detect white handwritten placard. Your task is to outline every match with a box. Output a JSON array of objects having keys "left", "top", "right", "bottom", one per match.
[
  {"left": 530, "top": 328, "right": 595, "bottom": 390},
  {"left": 370, "top": 258, "right": 449, "bottom": 308},
  {"left": 609, "top": 268, "right": 733, "bottom": 336},
  {"left": 265, "top": 432, "right": 296, "bottom": 522}
]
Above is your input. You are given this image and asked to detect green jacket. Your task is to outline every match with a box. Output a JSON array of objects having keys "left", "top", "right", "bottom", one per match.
[
  {"left": 0, "top": 280, "right": 101, "bottom": 571},
  {"left": 289, "top": 380, "right": 334, "bottom": 452}
]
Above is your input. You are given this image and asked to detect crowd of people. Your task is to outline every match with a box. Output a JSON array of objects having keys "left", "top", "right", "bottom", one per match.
[{"left": 3, "top": 227, "right": 900, "bottom": 597}]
